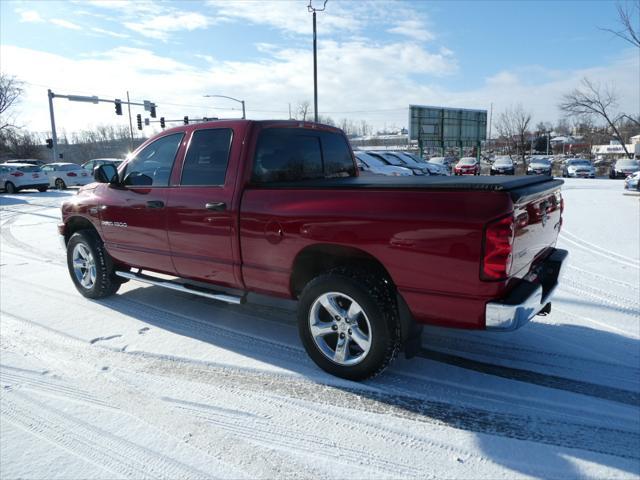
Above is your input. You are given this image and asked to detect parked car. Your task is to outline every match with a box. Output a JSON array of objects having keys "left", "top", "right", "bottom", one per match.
[
  {"left": 624, "top": 171, "right": 640, "bottom": 191},
  {"left": 365, "top": 151, "right": 425, "bottom": 176},
  {"left": 454, "top": 157, "right": 480, "bottom": 176},
  {"left": 4, "top": 159, "right": 47, "bottom": 166},
  {"left": 490, "top": 156, "right": 515, "bottom": 175},
  {"left": 0, "top": 163, "right": 49, "bottom": 193},
  {"left": 562, "top": 159, "right": 595, "bottom": 178},
  {"left": 354, "top": 152, "right": 412, "bottom": 177},
  {"left": 428, "top": 156, "right": 456, "bottom": 174},
  {"left": 382, "top": 152, "right": 432, "bottom": 175},
  {"left": 60, "top": 119, "right": 567, "bottom": 380},
  {"left": 527, "top": 158, "right": 552, "bottom": 176},
  {"left": 393, "top": 152, "right": 448, "bottom": 176},
  {"left": 609, "top": 158, "right": 640, "bottom": 179},
  {"left": 42, "top": 162, "right": 93, "bottom": 189},
  {"left": 82, "top": 158, "right": 123, "bottom": 173}
]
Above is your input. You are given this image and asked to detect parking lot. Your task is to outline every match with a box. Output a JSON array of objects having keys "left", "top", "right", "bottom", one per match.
[{"left": 1, "top": 178, "right": 638, "bottom": 479}]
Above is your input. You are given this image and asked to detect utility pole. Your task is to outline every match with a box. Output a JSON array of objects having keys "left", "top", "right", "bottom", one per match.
[
  {"left": 126, "top": 91, "right": 134, "bottom": 148},
  {"left": 47, "top": 89, "right": 58, "bottom": 162},
  {"left": 308, "top": 0, "right": 327, "bottom": 123},
  {"left": 488, "top": 102, "right": 493, "bottom": 152}
]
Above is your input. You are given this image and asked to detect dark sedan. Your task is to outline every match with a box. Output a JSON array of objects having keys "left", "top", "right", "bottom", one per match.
[
  {"left": 490, "top": 157, "right": 515, "bottom": 175},
  {"left": 609, "top": 158, "right": 640, "bottom": 179}
]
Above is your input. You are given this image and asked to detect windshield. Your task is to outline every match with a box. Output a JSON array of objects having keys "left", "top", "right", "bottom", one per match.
[
  {"left": 531, "top": 159, "right": 551, "bottom": 166},
  {"left": 618, "top": 159, "right": 639, "bottom": 167},
  {"left": 392, "top": 153, "right": 418, "bottom": 165},
  {"left": 570, "top": 160, "right": 591, "bottom": 166},
  {"left": 371, "top": 152, "right": 403, "bottom": 166},
  {"left": 494, "top": 157, "right": 512, "bottom": 166},
  {"left": 402, "top": 152, "right": 423, "bottom": 163},
  {"left": 355, "top": 152, "right": 385, "bottom": 167},
  {"left": 458, "top": 158, "right": 477, "bottom": 166},
  {"left": 429, "top": 157, "right": 445, "bottom": 165}
]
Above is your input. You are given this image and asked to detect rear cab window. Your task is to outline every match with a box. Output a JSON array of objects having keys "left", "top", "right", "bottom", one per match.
[
  {"left": 181, "top": 128, "right": 232, "bottom": 186},
  {"left": 252, "top": 127, "right": 356, "bottom": 183}
]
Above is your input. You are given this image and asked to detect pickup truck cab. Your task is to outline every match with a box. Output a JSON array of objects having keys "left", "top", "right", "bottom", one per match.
[{"left": 59, "top": 120, "right": 568, "bottom": 380}]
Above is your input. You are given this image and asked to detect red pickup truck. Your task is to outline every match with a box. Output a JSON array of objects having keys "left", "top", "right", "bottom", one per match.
[{"left": 59, "top": 120, "right": 568, "bottom": 380}]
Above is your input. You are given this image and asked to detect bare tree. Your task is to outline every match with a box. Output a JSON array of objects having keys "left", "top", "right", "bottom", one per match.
[
  {"left": 559, "top": 77, "right": 631, "bottom": 157},
  {"left": 495, "top": 104, "right": 532, "bottom": 165},
  {"left": 0, "top": 129, "right": 43, "bottom": 159},
  {"left": 601, "top": 0, "right": 640, "bottom": 48},
  {"left": 295, "top": 101, "right": 311, "bottom": 121},
  {"left": 0, "top": 74, "right": 24, "bottom": 132}
]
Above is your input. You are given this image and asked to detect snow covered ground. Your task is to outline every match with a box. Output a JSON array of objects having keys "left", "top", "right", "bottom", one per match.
[{"left": 1, "top": 178, "right": 638, "bottom": 479}]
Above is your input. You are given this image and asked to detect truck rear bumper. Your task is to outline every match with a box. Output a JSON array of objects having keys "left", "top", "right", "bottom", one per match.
[{"left": 485, "top": 248, "right": 568, "bottom": 331}]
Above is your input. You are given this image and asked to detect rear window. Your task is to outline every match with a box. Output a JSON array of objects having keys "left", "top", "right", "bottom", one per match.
[
  {"left": 252, "top": 128, "right": 355, "bottom": 183},
  {"left": 181, "top": 128, "right": 232, "bottom": 186},
  {"left": 60, "top": 164, "right": 80, "bottom": 171},
  {"left": 17, "top": 166, "right": 40, "bottom": 172}
]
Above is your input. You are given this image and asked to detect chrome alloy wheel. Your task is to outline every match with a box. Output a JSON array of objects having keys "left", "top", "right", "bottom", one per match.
[
  {"left": 309, "top": 292, "right": 372, "bottom": 366},
  {"left": 72, "top": 243, "right": 96, "bottom": 289}
]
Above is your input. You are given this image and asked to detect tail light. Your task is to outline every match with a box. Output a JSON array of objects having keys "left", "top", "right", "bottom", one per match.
[
  {"left": 67, "top": 172, "right": 77, "bottom": 177},
  {"left": 482, "top": 214, "right": 514, "bottom": 280},
  {"left": 11, "top": 171, "right": 24, "bottom": 177}
]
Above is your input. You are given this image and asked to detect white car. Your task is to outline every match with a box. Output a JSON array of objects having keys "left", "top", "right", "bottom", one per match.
[
  {"left": 0, "top": 163, "right": 49, "bottom": 193},
  {"left": 42, "top": 162, "right": 93, "bottom": 190}
]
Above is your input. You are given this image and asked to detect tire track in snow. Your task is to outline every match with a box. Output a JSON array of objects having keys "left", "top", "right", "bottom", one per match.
[
  {"left": 1, "top": 391, "right": 216, "bottom": 480},
  {"left": 416, "top": 349, "right": 640, "bottom": 407},
  {"left": 559, "top": 230, "right": 639, "bottom": 268}
]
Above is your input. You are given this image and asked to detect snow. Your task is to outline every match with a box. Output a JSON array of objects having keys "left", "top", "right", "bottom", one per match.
[{"left": 1, "top": 179, "right": 638, "bottom": 479}]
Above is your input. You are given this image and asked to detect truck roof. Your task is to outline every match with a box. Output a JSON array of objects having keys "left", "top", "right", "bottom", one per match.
[{"left": 159, "top": 119, "right": 343, "bottom": 136}]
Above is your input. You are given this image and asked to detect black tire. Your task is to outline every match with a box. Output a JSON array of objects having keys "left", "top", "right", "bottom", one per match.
[
  {"left": 5, "top": 182, "right": 17, "bottom": 194},
  {"left": 37, "top": 186, "right": 48, "bottom": 192},
  {"left": 66, "top": 230, "right": 120, "bottom": 299},
  {"left": 55, "top": 178, "right": 66, "bottom": 190},
  {"left": 298, "top": 269, "right": 400, "bottom": 380}
]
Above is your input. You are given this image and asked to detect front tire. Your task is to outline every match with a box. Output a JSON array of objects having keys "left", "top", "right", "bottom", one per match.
[
  {"left": 37, "top": 186, "right": 48, "bottom": 192},
  {"left": 298, "top": 270, "right": 400, "bottom": 380},
  {"left": 67, "top": 230, "right": 120, "bottom": 299},
  {"left": 55, "top": 178, "right": 66, "bottom": 190}
]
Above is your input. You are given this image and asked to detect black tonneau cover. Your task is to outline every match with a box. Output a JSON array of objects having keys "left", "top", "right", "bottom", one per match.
[{"left": 256, "top": 175, "right": 563, "bottom": 203}]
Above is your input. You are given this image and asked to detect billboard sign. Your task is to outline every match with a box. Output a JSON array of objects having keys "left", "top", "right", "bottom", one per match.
[{"left": 408, "top": 105, "right": 487, "bottom": 148}]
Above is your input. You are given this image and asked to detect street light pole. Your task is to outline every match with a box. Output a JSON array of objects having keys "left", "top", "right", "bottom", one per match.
[
  {"left": 47, "top": 89, "right": 58, "bottom": 162},
  {"left": 308, "top": 0, "right": 327, "bottom": 123},
  {"left": 203, "top": 95, "right": 245, "bottom": 119}
]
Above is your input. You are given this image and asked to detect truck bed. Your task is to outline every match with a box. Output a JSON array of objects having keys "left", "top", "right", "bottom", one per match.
[{"left": 258, "top": 175, "right": 564, "bottom": 203}]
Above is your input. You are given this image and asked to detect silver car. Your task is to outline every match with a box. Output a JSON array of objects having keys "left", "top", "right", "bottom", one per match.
[{"left": 354, "top": 152, "right": 412, "bottom": 177}]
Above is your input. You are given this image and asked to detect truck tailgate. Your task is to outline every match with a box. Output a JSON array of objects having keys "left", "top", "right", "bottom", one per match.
[{"left": 508, "top": 180, "right": 563, "bottom": 278}]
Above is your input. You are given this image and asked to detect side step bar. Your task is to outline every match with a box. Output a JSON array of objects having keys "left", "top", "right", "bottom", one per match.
[{"left": 115, "top": 271, "right": 244, "bottom": 305}]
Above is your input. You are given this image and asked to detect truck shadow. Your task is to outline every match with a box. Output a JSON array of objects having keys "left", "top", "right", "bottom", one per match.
[{"left": 99, "top": 285, "right": 640, "bottom": 477}]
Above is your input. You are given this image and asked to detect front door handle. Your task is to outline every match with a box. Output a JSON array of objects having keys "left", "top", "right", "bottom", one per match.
[
  {"left": 146, "top": 200, "right": 165, "bottom": 209},
  {"left": 205, "top": 202, "right": 226, "bottom": 211}
]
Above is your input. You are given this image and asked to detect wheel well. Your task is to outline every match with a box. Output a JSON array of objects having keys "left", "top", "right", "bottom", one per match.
[
  {"left": 64, "top": 216, "right": 98, "bottom": 244},
  {"left": 290, "top": 244, "right": 394, "bottom": 298}
]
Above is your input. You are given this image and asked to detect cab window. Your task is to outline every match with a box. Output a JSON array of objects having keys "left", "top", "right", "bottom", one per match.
[
  {"left": 122, "top": 133, "right": 183, "bottom": 187},
  {"left": 181, "top": 129, "right": 232, "bottom": 186}
]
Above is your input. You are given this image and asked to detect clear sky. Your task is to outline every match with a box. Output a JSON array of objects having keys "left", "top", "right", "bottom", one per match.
[{"left": 1, "top": 0, "right": 638, "bottom": 135}]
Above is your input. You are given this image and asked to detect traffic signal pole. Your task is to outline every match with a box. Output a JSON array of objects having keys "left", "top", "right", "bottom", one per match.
[
  {"left": 47, "top": 89, "right": 58, "bottom": 162},
  {"left": 126, "top": 91, "right": 134, "bottom": 148}
]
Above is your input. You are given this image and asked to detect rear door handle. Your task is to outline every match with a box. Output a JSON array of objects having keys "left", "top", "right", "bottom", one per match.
[
  {"left": 205, "top": 202, "right": 226, "bottom": 211},
  {"left": 146, "top": 200, "right": 165, "bottom": 209}
]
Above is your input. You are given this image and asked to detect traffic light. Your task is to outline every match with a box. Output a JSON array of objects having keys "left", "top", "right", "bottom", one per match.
[
  {"left": 114, "top": 99, "right": 122, "bottom": 115},
  {"left": 160, "top": 117, "right": 165, "bottom": 129},
  {"left": 46, "top": 138, "right": 53, "bottom": 149},
  {"left": 183, "top": 116, "right": 189, "bottom": 125},
  {"left": 136, "top": 114, "right": 143, "bottom": 130},
  {"left": 150, "top": 104, "right": 157, "bottom": 118}
]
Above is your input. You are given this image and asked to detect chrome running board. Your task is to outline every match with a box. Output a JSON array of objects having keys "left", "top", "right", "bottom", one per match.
[{"left": 115, "top": 271, "right": 244, "bottom": 305}]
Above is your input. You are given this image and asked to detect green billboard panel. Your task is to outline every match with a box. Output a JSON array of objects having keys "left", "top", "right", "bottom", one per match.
[{"left": 408, "top": 105, "right": 487, "bottom": 148}]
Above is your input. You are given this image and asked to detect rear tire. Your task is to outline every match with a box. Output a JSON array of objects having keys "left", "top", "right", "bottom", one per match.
[
  {"left": 298, "top": 269, "right": 400, "bottom": 380},
  {"left": 37, "top": 186, "right": 48, "bottom": 192},
  {"left": 55, "top": 178, "right": 66, "bottom": 190},
  {"left": 5, "top": 182, "right": 17, "bottom": 194},
  {"left": 67, "top": 230, "right": 120, "bottom": 299}
]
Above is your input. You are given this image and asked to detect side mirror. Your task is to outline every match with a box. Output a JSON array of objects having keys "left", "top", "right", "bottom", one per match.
[{"left": 94, "top": 164, "right": 118, "bottom": 184}]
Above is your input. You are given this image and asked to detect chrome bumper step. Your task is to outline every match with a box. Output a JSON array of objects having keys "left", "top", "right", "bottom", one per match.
[{"left": 115, "top": 271, "right": 244, "bottom": 305}]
